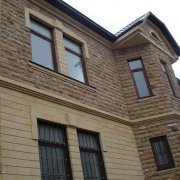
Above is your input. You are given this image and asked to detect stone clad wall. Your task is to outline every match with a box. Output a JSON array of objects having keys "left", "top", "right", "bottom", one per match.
[
  {"left": 115, "top": 44, "right": 180, "bottom": 120},
  {"left": 141, "top": 21, "right": 175, "bottom": 56},
  {"left": 133, "top": 116, "right": 180, "bottom": 179},
  {"left": 0, "top": 0, "right": 128, "bottom": 118},
  {"left": 0, "top": 0, "right": 180, "bottom": 180}
]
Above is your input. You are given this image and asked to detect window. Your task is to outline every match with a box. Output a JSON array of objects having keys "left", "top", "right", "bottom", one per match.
[
  {"left": 38, "top": 121, "right": 72, "bottom": 180},
  {"left": 128, "top": 59, "right": 153, "bottom": 98},
  {"left": 161, "top": 61, "right": 175, "bottom": 96},
  {"left": 30, "top": 19, "right": 56, "bottom": 70},
  {"left": 150, "top": 136, "right": 175, "bottom": 171},
  {"left": 78, "top": 130, "right": 107, "bottom": 180},
  {"left": 64, "top": 37, "right": 87, "bottom": 83},
  {"left": 150, "top": 31, "right": 162, "bottom": 43}
]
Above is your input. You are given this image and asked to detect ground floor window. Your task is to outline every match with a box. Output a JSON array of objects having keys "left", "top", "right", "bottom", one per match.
[
  {"left": 77, "top": 130, "right": 107, "bottom": 180},
  {"left": 150, "top": 136, "right": 175, "bottom": 170},
  {"left": 38, "top": 121, "right": 72, "bottom": 180}
]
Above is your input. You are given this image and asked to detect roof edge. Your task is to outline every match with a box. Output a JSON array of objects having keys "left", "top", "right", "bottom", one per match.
[
  {"left": 45, "top": 1, "right": 180, "bottom": 56},
  {"left": 45, "top": 0, "right": 116, "bottom": 42},
  {"left": 147, "top": 13, "right": 180, "bottom": 56}
]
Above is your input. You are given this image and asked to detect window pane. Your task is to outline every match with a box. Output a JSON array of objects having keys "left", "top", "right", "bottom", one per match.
[
  {"left": 64, "top": 38, "right": 81, "bottom": 54},
  {"left": 65, "top": 51, "right": 85, "bottom": 82},
  {"left": 31, "top": 33, "right": 54, "bottom": 70},
  {"left": 129, "top": 60, "right": 142, "bottom": 70},
  {"left": 150, "top": 136, "right": 175, "bottom": 170},
  {"left": 81, "top": 152, "right": 101, "bottom": 180},
  {"left": 78, "top": 131, "right": 107, "bottom": 180},
  {"left": 133, "top": 71, "right": 150, "bottom": 97},
  {"left": 38, "top": 122, "right": 72, "bottom": 179},
  {"left": 30, "top": 19, "right": 52, "bottom": 39}
]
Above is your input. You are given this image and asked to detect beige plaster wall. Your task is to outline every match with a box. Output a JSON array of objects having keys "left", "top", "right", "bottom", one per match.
[{"left": 0, "top": 87, "right": 144, "bottom": 180}]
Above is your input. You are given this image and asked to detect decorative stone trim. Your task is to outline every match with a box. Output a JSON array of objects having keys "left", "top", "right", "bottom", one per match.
[
  {"left": 156, "top": 167, "right": 180, "bottom": 176},
  {"left": 0, "top": 76, "right": 130, "bottom": 126},
  {"left": 25, "top": 7, "right": 90, "bottom": 77},
  {"left": 28, "top": 62, "right": 96, "bottom": 92},
  {"left": 140, "top": 32, "right": 178, "bottom": 62},
  {"left": 150, "top": 30, "right": 163, "bottom": 44},
  {"left": 1, "top": 76, "right": 180, "bottom": 128},
  {"left": 132, "top": 112, "right": 180, "bottom": 126},
  {"left": 29, "top": 0, "right": 112, "bottom": 49}
]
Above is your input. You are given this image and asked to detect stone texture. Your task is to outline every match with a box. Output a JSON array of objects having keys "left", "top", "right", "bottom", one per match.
[
  {"left": 0, "top": 0, "right": 180, "bottom": 179},
  {"left": 133, "top": 116, "right": 180, "bottom": 179}
]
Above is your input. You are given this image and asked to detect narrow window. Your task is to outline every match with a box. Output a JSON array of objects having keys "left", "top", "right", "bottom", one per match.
[
  {"left": 30, "top": 19, "right": 56, "bottom": 70},
  {"left": 77, "top": 130, "right": 107, "bottom": 180},
  {"left": 161, "top": 61, "right": 175, "bottom": 96},
  {"left": 64, "top": 37, "right": 87, "bottom": 83},
  {"left": 38, "top": 121, "right": 72, "bottom": 180},
  {"left": 128, "top": 59, "right": 153, "bottom": 98},
  {"left": 150, "top": 136, "right": 175, "bottom": 171}
]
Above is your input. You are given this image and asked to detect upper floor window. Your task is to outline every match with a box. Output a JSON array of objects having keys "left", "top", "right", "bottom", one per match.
[
  {"left": 128, "top": 59, "right": 153, "bottom": 98},
  {"left": 38, "top": 121, "right": 72, "bottom": 180},
  {"left": 161, "top": 61, "right": 175, "bottom": 96},
  {"left": 77, "top": 130, "right": 107, "bottom": 180},
  {"left": 150, "top": 136, "right": 175, "bottom": 171},
  {"left": 30, "top": 19, "right": 56, "bottom": 70},
  {"left": 64, "top": 37, "right": 87, "bottom": 83}
]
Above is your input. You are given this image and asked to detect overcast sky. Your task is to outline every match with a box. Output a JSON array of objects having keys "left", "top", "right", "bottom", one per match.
[{"left": 63, "top": 0, "right": 180, "bottom": 78}]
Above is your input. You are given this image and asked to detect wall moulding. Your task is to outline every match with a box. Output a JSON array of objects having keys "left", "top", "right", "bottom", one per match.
[
  {"left": 1, "top": 76, "right": 179, "bottom": 127},
  {"left": 0, "top": 76, "right": 130, "bottom": 125}
]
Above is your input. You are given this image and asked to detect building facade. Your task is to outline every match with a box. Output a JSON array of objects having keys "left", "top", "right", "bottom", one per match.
[{"left": 0, "top": 0, "right": 180, "bottom": 179}]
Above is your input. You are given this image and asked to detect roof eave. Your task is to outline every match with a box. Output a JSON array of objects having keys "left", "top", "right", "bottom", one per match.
[
  {"left": 45, "top": 1, "right": 180, "bottom": 56},
  {"left": 148, "top": 13, "right": 180, "bottom": 56},
  {"left": 45, "top": 0, "right": 116, "bottom": 42}
]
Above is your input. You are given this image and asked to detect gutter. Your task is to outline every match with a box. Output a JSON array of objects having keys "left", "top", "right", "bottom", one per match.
[{"left": 45, "top": 0, "right": 116, "bottom": 42}]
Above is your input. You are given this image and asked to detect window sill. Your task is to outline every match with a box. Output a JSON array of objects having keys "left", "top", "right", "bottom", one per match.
[
  {"left": 136, "top": 95, "right": 156, "bottom": 101},
  {"left": 172, "top": 96, "right": 180, "bottom": 100},
  {"left": 156, "top": 167, "right": 178, "bottom": 175},
  {"left": 28, "top": 62, "right": 96, "bottom": 93}
]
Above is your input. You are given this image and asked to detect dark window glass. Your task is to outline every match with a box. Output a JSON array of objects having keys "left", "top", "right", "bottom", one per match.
[
  {"left": 150, "top": 136, "right": 175, "bottom": 171},
  {"left": 38, "top": 121, "right": 72, "bottom": 180},
  {"left": 78, "top": 130, "right": 107, "bottom": 180},
  {"left": 64, "top": 37, "right": 87, "bottom": 83},
  {"left": 30, "top": 19, "right": 56, "bottom": 70},
  {"left": 161, "top": 62, "right": 175, "bottom": 96},
  {"left": 128, "top": 59, "right": 152, "bottom": 98}
]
